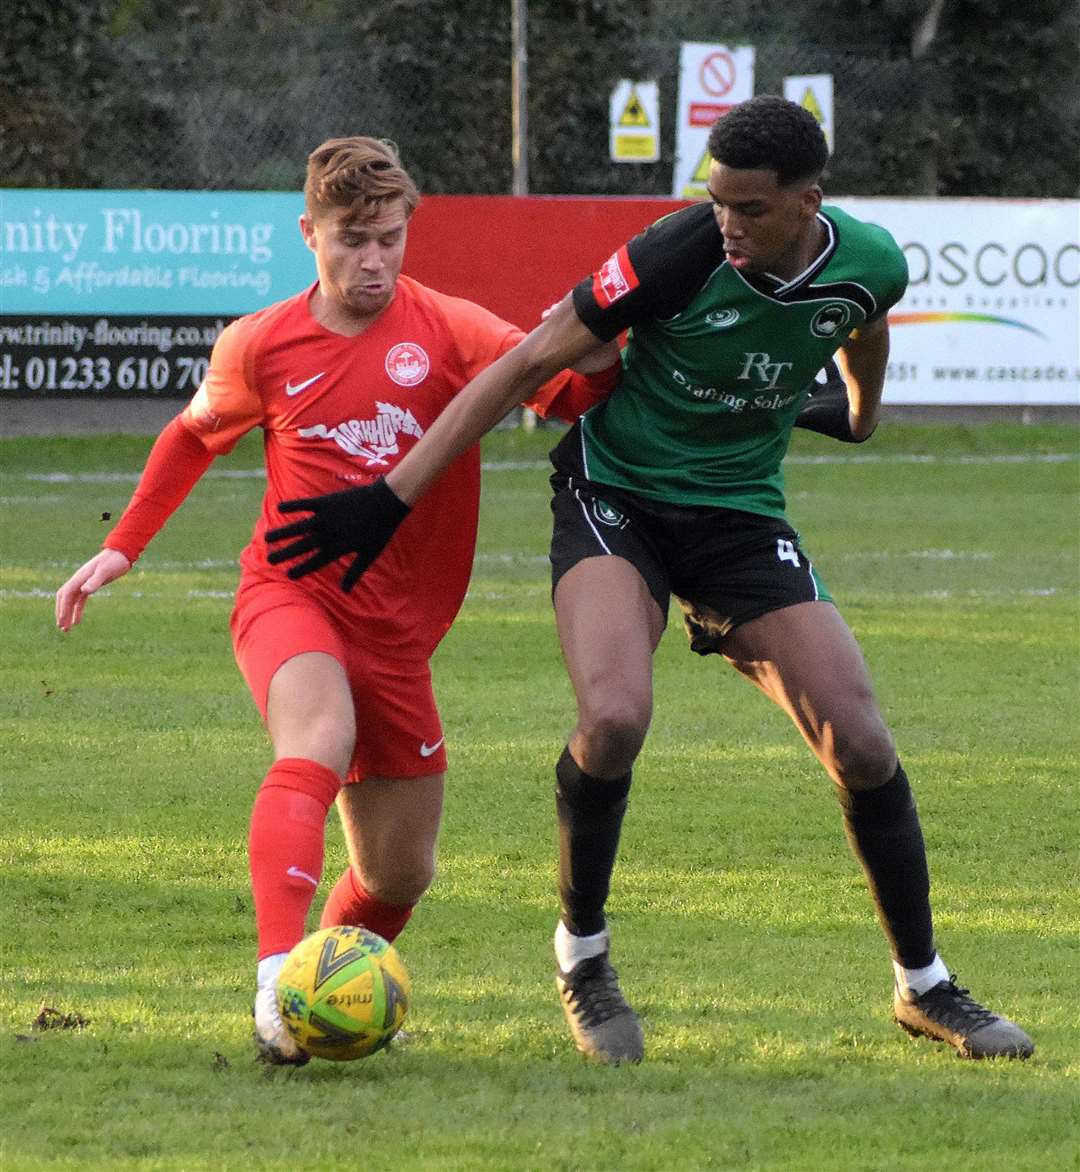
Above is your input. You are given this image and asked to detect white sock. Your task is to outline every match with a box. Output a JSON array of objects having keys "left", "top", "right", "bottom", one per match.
[
  {"left": 893, "top": 953, "right": 950, "bottom": 998},
  {"left": 554, "top": 920, "right": 609, "bottom": 972},
  {"left": 257, "top": 952, "right": 288, "bottom": 992}
]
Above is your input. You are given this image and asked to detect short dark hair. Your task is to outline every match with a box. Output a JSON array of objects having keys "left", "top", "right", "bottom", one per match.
[{"left": 707, "top": 95, "right": 828, "bottom": 186}]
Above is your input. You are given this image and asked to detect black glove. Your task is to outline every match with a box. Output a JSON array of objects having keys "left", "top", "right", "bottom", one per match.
[
  {"left": 265, "top": 477, "right": 411, "bottom": 592},
  {"left": 793, "top": 359, "right": 871, "bottom": 443}
]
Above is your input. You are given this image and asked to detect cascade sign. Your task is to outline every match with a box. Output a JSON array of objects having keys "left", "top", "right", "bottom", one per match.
[
  {"left": 834, "top": 197, "right": 1079, "bottom": 405},
  {"left": 673, "top": 43, "right": 755, "bottom": 199}
]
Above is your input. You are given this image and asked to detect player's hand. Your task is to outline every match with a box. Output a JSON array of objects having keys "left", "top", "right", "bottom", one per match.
[
  {"left": 265, "top": 477, "right": 411, "bottom": 592},
  {"left": 55, "top": 548, "right": 133, "bottom": 631},
  {"left": 793, "top": 360, "right": 870, "bottom": 443}
]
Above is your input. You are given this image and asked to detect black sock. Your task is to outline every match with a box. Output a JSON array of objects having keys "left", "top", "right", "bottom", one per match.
[
  {"left": 838, "top": 762, "right": 936, "bottom": 968},
  {"left": 555, "top": 746, "right": 632, "bottom": 939}
]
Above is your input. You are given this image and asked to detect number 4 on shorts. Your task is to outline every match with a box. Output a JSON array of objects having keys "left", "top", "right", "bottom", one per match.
[{"left": 776, "top": 538, "right": 801, "bottom": 567}]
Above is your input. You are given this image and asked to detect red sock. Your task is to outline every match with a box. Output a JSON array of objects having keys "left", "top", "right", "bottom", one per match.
[
  {"left": 249, "top": 757, "right": 341, "bottom": 960},
  {"left": 319, "top": 866, "right": 415, "bottom": 943}
]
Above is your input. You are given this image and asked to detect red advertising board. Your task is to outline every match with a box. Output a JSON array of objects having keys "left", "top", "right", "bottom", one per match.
[{"left": 402, "top": 195, "right": 691, "bottom": 330}]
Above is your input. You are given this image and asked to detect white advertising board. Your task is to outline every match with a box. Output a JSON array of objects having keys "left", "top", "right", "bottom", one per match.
[{"left": 833, "top": 198, "right": 1079, "bottom": 404}]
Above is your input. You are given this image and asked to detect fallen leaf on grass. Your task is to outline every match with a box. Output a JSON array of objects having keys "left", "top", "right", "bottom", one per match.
[{"left": 32, "top": 1005, "right": 90, "bottom": 1031}]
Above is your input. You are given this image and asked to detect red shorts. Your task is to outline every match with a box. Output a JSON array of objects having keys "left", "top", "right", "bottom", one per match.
[{"left": 230, "top": 576, "right": 447, "bottom": 784}]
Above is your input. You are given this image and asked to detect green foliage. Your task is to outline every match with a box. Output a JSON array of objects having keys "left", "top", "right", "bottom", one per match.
[
  {"left": 2, "top": 424, "right": 1079, "bottom": 1169},
  {"left": 929, "top": 0, "right": 1080, "bottom": 196},
  {"left": 784, "top": 0, "right": 1080, "bottom": 195},
  {"left": 346, "top": 0, "right": 515, "bottom": 195},
  {"left": 4, "top": 0, "right": 1075, "bottom": 194},
  {"left": 1, "top": 0, "right": 117, "bottom": 185}
]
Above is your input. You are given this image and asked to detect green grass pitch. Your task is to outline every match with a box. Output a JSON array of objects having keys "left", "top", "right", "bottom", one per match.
[{"left": 1, "top": 421, "right": 1078, "bottom": 1171}]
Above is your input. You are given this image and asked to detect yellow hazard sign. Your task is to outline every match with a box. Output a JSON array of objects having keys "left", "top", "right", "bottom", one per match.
[
  {"left": 618, "top": 85, "right": 652, "bottom": 128},
  {"left": 692, "top": 147, "right": 711, "bottom": 182},
  {"left": 783, "top": 74, "right": 834, "bottom": 152},
  {"left": 798, "top": 86, "right": 825, "bottom": 125},
  {"left": 609, "top": 80, "right": 660, "bottom": 163},
  {"left": 614, "top": 135, "right": 658, "bottom": 158}
]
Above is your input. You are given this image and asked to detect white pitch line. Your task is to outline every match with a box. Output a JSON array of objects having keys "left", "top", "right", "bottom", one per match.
[
  {"left": 30, "top": 558, "right": 238, "bottom": 570},
  {"left": 16, "top": 549, "right": 1077, "bottom": 577},
  {"left": 7, "top": 451, "right": 1079, "bottom": 485},
  {"left": 4, "top": 583, "right": 1072, "bottom": 604},
  {"left": 473, "top": 553, "right": 549, "bottom": 565}
]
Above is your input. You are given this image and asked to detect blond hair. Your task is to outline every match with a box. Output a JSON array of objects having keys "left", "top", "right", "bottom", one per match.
[{"left": 304, "top": 137, "right": 420, "bottom": 221}]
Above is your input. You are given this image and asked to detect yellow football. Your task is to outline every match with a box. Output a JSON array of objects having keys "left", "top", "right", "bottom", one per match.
[{"left": 276, "top": 925, "right": 410, "bottom": 1061}]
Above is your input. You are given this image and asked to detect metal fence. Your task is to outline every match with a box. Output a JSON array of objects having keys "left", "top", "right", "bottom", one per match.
[{"left": 12, "top": 9, "right": 1077, "bottom": 198}]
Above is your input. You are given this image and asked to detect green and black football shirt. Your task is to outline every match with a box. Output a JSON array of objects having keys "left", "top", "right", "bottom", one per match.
[{"left": 570, "top": 202, "right": 908, "bottom": 518}]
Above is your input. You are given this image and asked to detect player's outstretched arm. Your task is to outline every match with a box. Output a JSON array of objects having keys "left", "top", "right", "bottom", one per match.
[
  {"left": 55, "top": 415, "right": 216, "bottom": 629},
  {"left": 55, "top": 548, "right": 133, "bottom": 631},
  {"left": 266, "top": 296, "right": 602, "bottom": 591},
  {"left": 392, "top": 293, "right": 601, "bottom": 502}
]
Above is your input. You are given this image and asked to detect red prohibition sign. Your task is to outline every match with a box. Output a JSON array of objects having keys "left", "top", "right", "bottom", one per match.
[{"left": 699, "top": 51, "right": 735, "bottom": 97}]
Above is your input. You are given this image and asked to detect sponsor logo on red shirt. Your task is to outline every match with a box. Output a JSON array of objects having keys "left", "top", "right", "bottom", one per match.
[{"left": 592, "top": 246, "right": 639, "bottom": 309}]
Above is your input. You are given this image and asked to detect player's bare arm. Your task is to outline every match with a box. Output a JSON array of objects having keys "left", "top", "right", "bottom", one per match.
[
  {"left": 55, "top": 548, "right": 133, "bottom": 631},
  {"left": 837, "top": 314, "right": 890, "bottom": 440},
  {"left": 56, "top": 414, "right": 218, "bottom": 629},
  {"left": 386, "top": 296, "right": 601, "bottom": 504},
  {"left": 543, "top": 300, "right": 621, "bottom": 375}
]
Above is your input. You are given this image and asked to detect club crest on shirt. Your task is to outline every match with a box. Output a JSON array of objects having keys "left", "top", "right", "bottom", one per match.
[
  {"left": 592, "top": 499, "right": 628, "bottom": 528},
  {"left": 810, "top": 303, "right": 852, "bottom": 339},
  {"left": 705, "top": 308, "right": 740, "bottom": 329},
  {"left": 385, "top": 342, "right": 430, "bottom": 386}
]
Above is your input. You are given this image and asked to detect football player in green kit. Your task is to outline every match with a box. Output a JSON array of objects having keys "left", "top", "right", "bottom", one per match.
[{"left": 265, "top": 96, "right": 1034, "bottom": 1066}]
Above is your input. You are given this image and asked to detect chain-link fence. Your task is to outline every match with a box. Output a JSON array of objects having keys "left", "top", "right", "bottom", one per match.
[{"left": 6, "top": 3, "right": 1078, "bottom": 198}]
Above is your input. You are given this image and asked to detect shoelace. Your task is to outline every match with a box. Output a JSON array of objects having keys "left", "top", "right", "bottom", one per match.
[
  {"left": 920, "top": 977, "right": 999, "bottom": 1032},
  {"left": 563, "top": 956, "right": 629, "bottom": 1026}
]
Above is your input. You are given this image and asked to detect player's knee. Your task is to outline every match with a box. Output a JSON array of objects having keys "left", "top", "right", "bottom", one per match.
[
  {"left": 826, "top": 719, "right": 896, "bottom": 791},
  {"left": 577, "top": 693, "right": 651, "bottom": 773},
  {"left": 281, "top": 709, "right": 356, "bottom": 778},
  {"left": 360, "top": 853, "right": 434, "bottom": 906}
]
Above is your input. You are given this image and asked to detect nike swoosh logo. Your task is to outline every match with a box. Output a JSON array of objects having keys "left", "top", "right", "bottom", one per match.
[
  {"left": 419, "top": 737, "right": 445, "bottom": 758},
  {"left": 286, "top": 866, "right": 319, "bottom": 887},
  {"left": 285, "top": 372, "right": 326, "bottom": 397}
]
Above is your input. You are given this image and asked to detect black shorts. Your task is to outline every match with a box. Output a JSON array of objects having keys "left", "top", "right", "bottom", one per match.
[{"left": 549, "top": 429, "right": 832, "bottom": 655}]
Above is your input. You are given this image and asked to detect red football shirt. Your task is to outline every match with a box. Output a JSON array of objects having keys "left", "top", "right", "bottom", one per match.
[{"left": 178, "top": 277, "right": 597, "bottom": 657}]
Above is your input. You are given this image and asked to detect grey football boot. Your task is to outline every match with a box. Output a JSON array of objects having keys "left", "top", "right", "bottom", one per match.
[
  {"left": 556, "top": 951, "right": 644, "bottom": 1065},
  {"left": 894, "top": 976, "right": 1034, "bottom": 1059}
]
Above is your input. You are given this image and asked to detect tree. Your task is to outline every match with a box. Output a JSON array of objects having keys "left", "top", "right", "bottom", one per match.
[{"left": 1, "top": 0, "right": 119, "bottom": 185}]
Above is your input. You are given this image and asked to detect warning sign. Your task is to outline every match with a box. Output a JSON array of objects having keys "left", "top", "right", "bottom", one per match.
[
  {"left": 674, "top": 42, "right": 755, "bottom": 198},
  {"left": 691, "top": 148, "right": 711, "bottom": 184},
  {"left": 783, "top": 74, "right": 834, "bottom": 153},
  {"left": 618, "top": 86, "right": 651, "bottom": 127},
  {"left": 699, "top": 51, "right": 736, "bottom": 97},
  {"left": 610, "top": 79, "right": 659, "bottom": 163}
]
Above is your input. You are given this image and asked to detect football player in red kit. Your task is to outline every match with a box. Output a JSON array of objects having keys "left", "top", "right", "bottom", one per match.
[{"left": 55, "top": 136, "right": 619, "bottom": 1064}]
